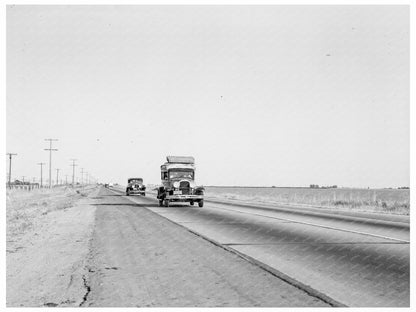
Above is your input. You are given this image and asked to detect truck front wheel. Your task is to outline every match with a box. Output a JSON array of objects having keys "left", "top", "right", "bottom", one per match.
[{"left": 198, "top": 200, "right": 204, "bottom": 208}]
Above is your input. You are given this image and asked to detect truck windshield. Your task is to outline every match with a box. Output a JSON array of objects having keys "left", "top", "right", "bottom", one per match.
[
  {"left": 169, "top": 170, "right": 194, "bottom": 180},
  {"left": 129, "top": 179, "right": 142, "bottom": 183}
]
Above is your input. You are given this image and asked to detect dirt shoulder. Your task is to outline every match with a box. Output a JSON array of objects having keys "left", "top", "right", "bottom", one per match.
[
  {"left": 84, "top": 187, "right": 329, "bottom": 307},
  {"left": 6, "top": 186, "right": 98, "bottom": 307}
]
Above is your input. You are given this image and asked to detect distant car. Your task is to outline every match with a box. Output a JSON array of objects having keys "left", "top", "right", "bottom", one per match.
[
  {"left": 104, "top": 183, "right": 109, "bottom": 188},
  {"left": 126, "top": 178, "right": 146, "bottom": 196}
]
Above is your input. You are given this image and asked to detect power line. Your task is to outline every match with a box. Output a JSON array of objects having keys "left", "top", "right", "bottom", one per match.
[
  {"left": 44, "top": 139, "right": 58, "bottom": 188},
  {"left": 56, "top": 168, "right": 60, "bottom": 186},
  {"left": 6, "top": 153, "right": 17, "bottom": 189},
  {"left": 80, "top": 168, "right": 84, "bottom": 186},
  {"left": 70, "top": 159, "right": 77, "bottom": 186},
  {"left": 38, "top": 162, "right": 45, "bottom": 188}
]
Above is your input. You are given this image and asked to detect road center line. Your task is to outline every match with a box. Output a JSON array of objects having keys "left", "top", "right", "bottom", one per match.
[
  {"left": 209, "top": 205, "right": 410, "bottom": 244},
  {"left": 224, "top": 242, "right": 408, "bottom": 246},
  {"left": 109, "top": 188, "right": 410, "bottom": 244}
]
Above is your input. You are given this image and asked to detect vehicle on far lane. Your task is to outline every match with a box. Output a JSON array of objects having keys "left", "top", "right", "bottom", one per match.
[
  {"left": 126, "top": 178, "right": 146, "bottom": 196},
  {"left": 157, "top": 156, "right": 204, "bottom": 207}
]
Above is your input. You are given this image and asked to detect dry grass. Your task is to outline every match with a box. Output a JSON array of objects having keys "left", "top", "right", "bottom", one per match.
[
  {"left": 205, "top": 187, "right": 410, "bottom": 215},
  {"left": 6, "top": 186, "right": 92, "bottom": 240}
]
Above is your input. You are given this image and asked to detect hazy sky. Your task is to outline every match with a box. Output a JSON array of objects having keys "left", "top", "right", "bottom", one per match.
[{"left": 6, "top": 5, "right": 409, "bottom": 187}]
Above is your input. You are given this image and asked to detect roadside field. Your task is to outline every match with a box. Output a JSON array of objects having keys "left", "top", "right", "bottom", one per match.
[
  {"left": 6, "top": 186, "right": 98, "bottom": 307},
  {"left": 7, "top": 186, "right": 90, "bottom": 240},
  {"left": 204, "top": 187, "right": 410, "bottom": 215}
]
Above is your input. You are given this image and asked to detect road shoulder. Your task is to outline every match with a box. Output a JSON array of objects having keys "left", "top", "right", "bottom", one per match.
[{"left": 6, "top": 187, "right": 98, "bottom": 307}]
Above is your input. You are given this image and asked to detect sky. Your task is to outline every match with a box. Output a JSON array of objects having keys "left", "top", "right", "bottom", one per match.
[{"left": 6, "top": 5, "right": 409, "bottom": 188}]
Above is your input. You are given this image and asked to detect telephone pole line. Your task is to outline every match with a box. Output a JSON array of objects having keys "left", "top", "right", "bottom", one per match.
[
  {"left": 38, "top": 162, "right": 45, "bottom": 188},
  {"left": 70, "top": 159, "right": 77, "bottom": 186},
  {"left": 80, "top": 168, "right": 84, "bottom": 186},
  {"left": 44, "top": 139, "right": 58, "bottom": 188},
  {"left": 6, "top": 153, "right": 17, "bottom": 189},
  {"left": 56, "top": 168, "right": 60, "bottom": 187}
]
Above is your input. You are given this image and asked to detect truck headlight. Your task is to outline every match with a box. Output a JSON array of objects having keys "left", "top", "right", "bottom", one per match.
[{"left": 173, "top": 181, "right": 179, "bottom": 188}]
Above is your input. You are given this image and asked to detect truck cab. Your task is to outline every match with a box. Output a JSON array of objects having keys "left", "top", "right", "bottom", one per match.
[{"left": 156, "top": 156, "right": 204, "bottom": 207}]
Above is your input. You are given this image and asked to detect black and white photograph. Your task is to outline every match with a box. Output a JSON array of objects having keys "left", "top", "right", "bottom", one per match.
[{"left": 4, "top": 3, "right": 412, "bottom": 308}]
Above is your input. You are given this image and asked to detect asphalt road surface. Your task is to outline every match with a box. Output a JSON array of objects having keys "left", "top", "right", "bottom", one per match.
[{"left": 85, "top": 186, "right": 409, "bottom": 307}]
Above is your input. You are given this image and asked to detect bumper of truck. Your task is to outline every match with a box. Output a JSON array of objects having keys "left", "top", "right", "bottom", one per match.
[
  {"left": 165, "top": 194, "right": 203, "bottom": 201},
  {"left": 128, "top": 190, "right": 145, "bottom": 194}
]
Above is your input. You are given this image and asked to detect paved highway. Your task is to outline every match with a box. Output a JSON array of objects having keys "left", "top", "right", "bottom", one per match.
[
  {"left": 84, "top": 187, "right": 329, "bottom": 307},
  {"left": 90, "top": 186, "right": 409, "bottom": 307}
]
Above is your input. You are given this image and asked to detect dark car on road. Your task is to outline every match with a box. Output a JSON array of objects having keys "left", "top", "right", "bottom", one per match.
[{"left": 126, "top": 178, "right": 146, "bottom": 196}]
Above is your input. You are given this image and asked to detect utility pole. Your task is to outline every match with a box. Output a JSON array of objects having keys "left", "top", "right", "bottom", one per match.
[
  {"left": 38, "top": 162, "right": 45, "bottom": 188},
  {"left": 65, "top": 174, "right": 68, "bottom": 185},
  {"left": 44, "top": 139, "right": 58, "bottom": 188},
  {"left": 70, "top": 159, "right": 77, "bottom": 186},
  {"left": 6, "top": 153, "right": 17, "bottom": 189},
  {"left": 56, "top": 168, "right": 60, "bottom": 187},
  {"left": 80, "top": 168, "right": 84, "bottom": 186}
]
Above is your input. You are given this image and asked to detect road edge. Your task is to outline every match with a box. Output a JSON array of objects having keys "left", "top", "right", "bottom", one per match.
[{"left": 204, "top": 198, "right": 410, "bottom": 228}]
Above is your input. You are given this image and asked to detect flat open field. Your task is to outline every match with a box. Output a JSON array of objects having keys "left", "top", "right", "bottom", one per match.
[{"left": 204, "top": 187, "right": 410, "bottom": 215}]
